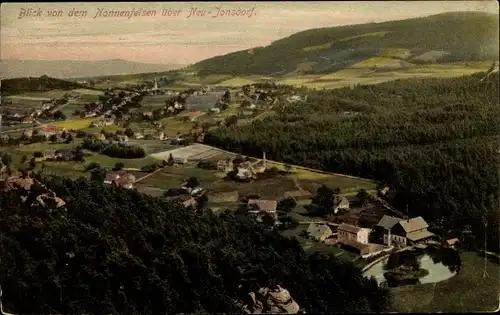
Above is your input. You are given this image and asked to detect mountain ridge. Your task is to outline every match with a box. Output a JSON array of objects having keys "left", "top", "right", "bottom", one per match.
[
  {"left": 190, "top": 11, "right": 499, "bottom": 76},
  {"left": 1, "top": 59, "right": 184, "bottom": 80}
]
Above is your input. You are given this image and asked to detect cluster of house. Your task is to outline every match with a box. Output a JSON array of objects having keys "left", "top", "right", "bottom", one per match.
[
  {"left": 164, "top": 180, "right": 207, "bottom": 208},
  {"left": 286, "top": 95, "right": 307, "bottom": 103},
  {"left": 178, "top": 110, "right": 202, "bottom": 122},
  {"left": 24, "top": 95, "right": 74, "bottom": 120},
  {"left": 216, "top": 153, "right": 268, "bottom": 181},
  {"left": 23, "top": 125, "right": 75, "bottom": 139},
  {"left": 84, "top": 103, "right": 104, "bottom": 117},
  {"left": 89, "top": 116, "right": 115, "bottom": 128},
  {"left": 103, "top": 171, "right": 136, "bottom": 189},
  {"left": 305, "top": 214, "right": 439, "bottom": 257},
  {"left": 36, "top": 148, "right": 79, "bottom": 162},
  {"left": 18, "top": 99, "right": 61, "bottom": 123}
]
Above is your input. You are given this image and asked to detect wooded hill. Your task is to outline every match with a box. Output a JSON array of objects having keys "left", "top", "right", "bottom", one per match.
[
  {"left": 191, "top": 12, "right": 499, "bottom": 76},
  {"left": 204, "top": 71, "right": 500, "bottom": 252},
  {"left": 1, "top": 75, "right": 85, "bottom": 96},
  {"left": 0, "top": 176, "right": 390, "bottom": 314}
]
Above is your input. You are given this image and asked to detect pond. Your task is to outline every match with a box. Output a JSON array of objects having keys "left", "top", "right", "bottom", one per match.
[{"left": 364, "top": 246, "right": 460, "bottom": 287}]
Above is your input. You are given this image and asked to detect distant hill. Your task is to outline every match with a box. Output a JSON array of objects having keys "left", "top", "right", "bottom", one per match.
[
  {"left": 1, "top": 59, "right": 184, "bottom": 80},
  {"left": 191, "top": 11, "right": 499, "bottom": 76},
  {"left": 1, "top": 75, "right": 85, "bottom": 95}
]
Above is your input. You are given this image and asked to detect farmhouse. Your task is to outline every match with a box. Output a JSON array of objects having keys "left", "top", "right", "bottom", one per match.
[
  {"left": 236, "top": 162, "right": 254, "bottom": 180},
  {"left": 233, "top": 155, "right": 268, "bottom": 180},
  {"left": 332, "top": 195, "right": 350, "bottom": 214},
  {"left": 104, "top": 118, "right": 115, "bottom": 126},
  {"left": 134, "top": 132, "right": 145, "bottom": 140},
  {"left": 103, "top": 171, "right": 136, "bottom": 189},
  {"left": 189, "top": 111, "right": 202, "bottom": 122},
  {"left": 380, "top": 216, "right": 435, "bottom": 247},
  {"left": 217, "top": 158, "right": 234, "bottom": 172},
  {"left": 247, "top": 199, "right": 277, "bottom": 214},
  {"left": 22, "top": 129, "right": 33, "bottom": 138},
  {"left": 338, "top": 223, "right": 371, "bottom": 244},
  {"left": 307, "top": 223, "right": 333, "bottom": 242},
  {"left": 21, "top": 116, "right": 34, "bottom": 124},
  {"left": 93, "top": 133, "right": 106, "bottom": 141},
  {"left": 142, "top": 111, "right": 153, "bottom": 118},
  {"left": 39, "top": 125, "right": 60, "bottom": 137},
  {"left": 443, "top": 238, "right": 459, "bottom": 249}
]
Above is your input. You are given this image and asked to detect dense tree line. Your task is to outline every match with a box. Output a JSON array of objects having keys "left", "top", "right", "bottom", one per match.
[
  {"left": 205, "top": 72, "right": 500, "bottom": 252},
  {"left": 81, "top": 139, "right": 145, "bottom": 159},
  {"left": 0, "top": 177, "right": 390, "bottom": 314},
  {"left": 0, "top": 75, "right": 86, "bottom": 96}
]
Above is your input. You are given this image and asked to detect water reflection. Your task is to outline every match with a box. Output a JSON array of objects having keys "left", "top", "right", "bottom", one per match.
[{"left": 364, "top": 245, "right": 460, "bottom": 287}]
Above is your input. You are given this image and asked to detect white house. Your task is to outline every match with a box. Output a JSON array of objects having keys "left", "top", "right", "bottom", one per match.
[{"left": 338, "top": 223, "right": 371, "bottom": 244}]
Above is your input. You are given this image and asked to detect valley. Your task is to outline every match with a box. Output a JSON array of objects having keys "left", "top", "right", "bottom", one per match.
[{"left": 0, "top": 7, "right": 499, "bottom": 315}]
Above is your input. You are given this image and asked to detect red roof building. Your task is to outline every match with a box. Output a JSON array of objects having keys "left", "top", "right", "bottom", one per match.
[
  {"left": 39, "top": 125, "right": 60, "bottom": 137},
  {"left": 247, "top": 199, "right": 277, "bottom": 213},
  {"left": 189, "top": 111, "right": 202, "bottom": 121}
]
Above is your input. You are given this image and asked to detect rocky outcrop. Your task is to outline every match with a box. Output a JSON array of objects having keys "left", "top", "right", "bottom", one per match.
[
  {"left": 241, "top": 285, "right": 301, "bottom": 314},
  {"left": 0, "top": 175, "right": 66, "bottom": 209}
]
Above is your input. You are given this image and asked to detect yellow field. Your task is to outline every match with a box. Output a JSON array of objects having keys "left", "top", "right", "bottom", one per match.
[
  {"left": 161, "top": 117, "right": 193, "bottom": 136},
  {"left": 277, "top": 76, "right": 319, "bottom": 86},
  {"left": 302, "top": 31, "right": 390, "bottom": 52},
  {"left": 302, "top": 42, "right": 334, "bottom": 52},
  {"left": 351, "top": 57, "right": 411, "bottom": 69},
  {"left": 380, "top": 47, "right": 412, "bottom": 59},
  {"left": 53, "top": 117, "right": 99, "bottom": 129},
  {"left": 216, "top": 77, "right": 257, "bottom": 87},
  {"left": 71, "top": 88, "right": 104, "bottom": 95}
]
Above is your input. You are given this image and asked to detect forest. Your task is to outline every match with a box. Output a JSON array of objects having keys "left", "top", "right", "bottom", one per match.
[
  {"left": 192, "top": 12, "right": 499, "bottom": 75},
  {"left": 204, "top": 71, "right": 500, "bottom": 252},
  {"left": 0, "top": 75, "right": 85, "bottom": 95},
  {"left": 0, "top": 177, "right": 390, "bottom": 314},
  {"left": 80, "top": 139, "right": 146, "bottom": 159}
]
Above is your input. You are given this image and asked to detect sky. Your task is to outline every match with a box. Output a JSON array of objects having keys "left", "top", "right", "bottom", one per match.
[{"left": 1, "top": 1, "right": 498, "bottom": 65}]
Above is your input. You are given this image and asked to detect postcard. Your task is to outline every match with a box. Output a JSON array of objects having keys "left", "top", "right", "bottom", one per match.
[{"left": 0, "top": 2, "right": 499, "bottom": 315}]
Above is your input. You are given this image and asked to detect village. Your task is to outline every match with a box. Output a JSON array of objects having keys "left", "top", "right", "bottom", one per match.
[{"left": 0, "top": 79, "right": 462, "bottom": 270}]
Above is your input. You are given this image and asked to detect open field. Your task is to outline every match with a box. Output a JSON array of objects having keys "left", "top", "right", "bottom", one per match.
[
  {"left": 135, "top": 165, "right": 221, "bottom": 195},
  {"left": 7, "top": 140, "right": 160, "bottom": 180},
  {"left": 150, "top": 143, "right": 225, "bottom": 161},
  {"left": 82, "top": 125, "right": 125, "bottom": 134},
  {"left": 157, "top": 117, "right": 195, "bottom": 136},
  {"left": 1, "top": 99, "right": 42, "bottom": 115},
  {"left": 52, "top": 117, "right": 99, "bottom": 129},
  {"left": 71, "top": 88, "right": 104, "bottom": 95},
  {"left": 141, "top": 95, "right": 173, "bottom": 110},
  {"left": 126, "top": 140, "right": 180, "bottom": 154},
  {"left": 150, "top": 144, "right": 378, "bottom": 191},
  {"left": 167, "top": 61, "right": 492, "bottom": 90},
  {"left": 390, "top": 251, "right": 500, "bottom": 313},
  {"left": 216, "top": 77, "right": 258, "bottom": 87}
]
